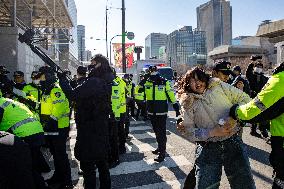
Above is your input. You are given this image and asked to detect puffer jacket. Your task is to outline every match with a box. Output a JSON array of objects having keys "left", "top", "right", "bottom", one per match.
[{"left": 179, "top": 78, "right": 251, "bottom": 142}]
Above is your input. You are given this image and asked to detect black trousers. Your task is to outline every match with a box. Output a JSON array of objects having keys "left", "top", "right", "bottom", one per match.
[
  {"left": 0, "top": 132, "right": 36, "bottom": 189},
  {"left": 270, "top": 137, "right": 284, "bottom": 189},
  {"left": 135, "top": 100, "right": 147, "bottom": 119},
  {"left": 118, "top": 114, "right": 127, "bottom": 152},
  {"left": 80, "top": 160, "right": 111, "bottom": 189},
  {"left": 45, "top": 128, "right": 72, "bottom": 185},
  {"left": 109, "top": 119, "right": 119, "bottom": 162},
  {"left": 150, "top": 115, "right": 167, "bottom": 155}
]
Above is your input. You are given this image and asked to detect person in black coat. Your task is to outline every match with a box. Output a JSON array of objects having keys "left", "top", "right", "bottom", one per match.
[
  {"left": 58, "top": 54, "right": 113, "bottom": 189},
  {"left": 0, "top": 131, "right": 36, "bottom": 189},
  {"left": 246, "top": 55, "right": 269, "bottom": 138}
]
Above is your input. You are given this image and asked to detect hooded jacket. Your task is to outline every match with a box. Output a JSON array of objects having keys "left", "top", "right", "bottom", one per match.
[{"left": 179, "top": 78, "right": 251, "bottom": 142}]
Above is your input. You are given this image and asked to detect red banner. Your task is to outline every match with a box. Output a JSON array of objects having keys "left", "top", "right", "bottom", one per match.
[{"left": 112, "top": 43, "right": 135, "bottom": 68}]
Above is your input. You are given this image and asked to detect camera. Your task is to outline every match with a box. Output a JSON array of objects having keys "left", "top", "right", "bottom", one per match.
[{"left": 250, "top": 55, "right": 262, "bottom": 61}]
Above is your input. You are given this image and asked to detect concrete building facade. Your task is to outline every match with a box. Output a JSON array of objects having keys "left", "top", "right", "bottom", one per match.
[
  {"left": 145, "top": 33, "right": 167, "bottom": 59},
  {"left": 166, "top": 26, "right": 207, "bottom": 67},
  {"left": 197, "top": 0, "right": 232, "bottom": 64}
]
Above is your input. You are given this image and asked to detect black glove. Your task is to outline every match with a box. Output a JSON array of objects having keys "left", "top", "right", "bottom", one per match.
[
  {"left": 229, "top": 104, "right": 239, "bottom": 120},
  {"left": 44, "top": 117, "right": 59, "bottom": 132},
  {"left": 57, "top": 71, "right": 69, "bottom": 80},
  {"left": 172, "top": 103, "right": 180, "bottom": 117}
]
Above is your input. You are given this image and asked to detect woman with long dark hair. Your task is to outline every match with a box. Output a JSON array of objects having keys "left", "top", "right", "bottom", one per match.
[{"left": 177, "top": 67, "right": 255, "bottom": 189}]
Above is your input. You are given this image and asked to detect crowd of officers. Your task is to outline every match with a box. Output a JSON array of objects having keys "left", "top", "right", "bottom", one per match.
[
  {"left": 0, "top": 54, "right": 180, "bottom": 189},
  {"left": 0, "top": 53, "right": 283, "bottom": 189}
]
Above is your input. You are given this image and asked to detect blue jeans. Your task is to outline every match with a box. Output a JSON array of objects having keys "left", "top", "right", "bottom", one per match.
[{"left": 195, "top": 135, "right": 256, "bottom": 189}]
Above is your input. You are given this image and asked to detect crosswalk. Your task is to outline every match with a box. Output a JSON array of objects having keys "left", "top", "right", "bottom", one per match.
[{"left": 43, "top": 119, "right": 193, "bottom": 188}]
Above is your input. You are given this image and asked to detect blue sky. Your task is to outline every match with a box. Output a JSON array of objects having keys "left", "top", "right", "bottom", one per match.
[{"left": 75, "top": 0, "right": 284, "bottom": 59}]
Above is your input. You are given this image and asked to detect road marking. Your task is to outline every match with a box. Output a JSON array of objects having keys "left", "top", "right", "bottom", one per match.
[
  {"left": 129, "top": 125, "right": 152, "bottom": 131},
  {"left": 127, "top": 179, "right": 185, "bottom": 189},
  {"left": 110, "top": 155, "right": 192, "bottom": 176},
  {"left": 126, "top": 142, "right": 173, "bottom": 153},
  {"left": 130, "top": 131, "right": 156, "bottom": 140}
]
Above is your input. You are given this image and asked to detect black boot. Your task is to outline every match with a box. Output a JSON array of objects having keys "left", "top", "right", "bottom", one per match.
[
  {"left": 154, "top": 154, "right": 165, "bottom": 163},
  {"left": 152, "top": 149, "right": 159, "bottom": 155}
]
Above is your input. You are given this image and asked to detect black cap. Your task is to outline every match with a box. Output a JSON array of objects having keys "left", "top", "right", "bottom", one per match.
[
  {"left": 77, "top": 66, "right": 87, "bottom": 75},
  {"left": 213, "top": 61, "right": 233, "bottom": 75},
  {"left": 0, "top": 65, "right": 10, "bottom": 74},
  {"left": 13, "top": 71, "right": 24, "bottom": 77},
  {"left": 233, "top": 65, "right": 241, "bottom": 73}
]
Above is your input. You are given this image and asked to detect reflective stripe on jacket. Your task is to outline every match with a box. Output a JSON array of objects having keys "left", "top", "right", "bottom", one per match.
[
  {"left": 0, "top": 97, "right": 43, "bottom": 137},
  {"left": 41, "top": 86, "right": 70, "bottom": 129},
  {"left": 237, "top": 71, "right": 284, "bottom": 136}
]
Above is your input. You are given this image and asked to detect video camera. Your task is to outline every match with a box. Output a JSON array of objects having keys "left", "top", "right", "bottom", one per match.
[{"left": 250, "top": 55, "right": 262, "bottom": 61}]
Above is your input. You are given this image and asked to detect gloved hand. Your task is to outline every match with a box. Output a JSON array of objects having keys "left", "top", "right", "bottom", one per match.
[
  {"left": 57, "top": 71, "right": 69, "bottom": 80},
  {"left": 229, "top": 104, "right": 239, "bottom": 120},
  {"left": 172, "top": 103, "right": 180, "bottom": 117}
]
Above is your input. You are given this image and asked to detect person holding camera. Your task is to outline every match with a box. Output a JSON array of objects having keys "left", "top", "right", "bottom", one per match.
[{"left": 246, "top": 55, "right": 269, "bottom": 138}]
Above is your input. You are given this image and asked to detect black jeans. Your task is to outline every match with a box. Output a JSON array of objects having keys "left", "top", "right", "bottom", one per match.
[
  {"left": 80, "top": 160, "right": 111, "bottom": 189},
  {"left": 150, "top": 115, "right": 167, "bottom": 155},
  {"left": 135, "top": 100, "right": 147, "bottom": 119},
  {"left": 270, "top": 137, "right": 284, "bottom": 189},
  {"left": 109, "top": 119, "right": 119, "bottom": 162},
  {"left": 45, "top": 128, "right": 72, "bottom": 185}
]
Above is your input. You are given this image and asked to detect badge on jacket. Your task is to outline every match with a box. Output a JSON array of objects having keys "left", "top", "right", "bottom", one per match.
[{"left": 55, "top": 92, "right": 61, "bottom": 98}]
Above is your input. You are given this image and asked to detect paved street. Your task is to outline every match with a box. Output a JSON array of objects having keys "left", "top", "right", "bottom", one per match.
[{"left": 43, "top": 111, "right": 273, "bottom": 189}]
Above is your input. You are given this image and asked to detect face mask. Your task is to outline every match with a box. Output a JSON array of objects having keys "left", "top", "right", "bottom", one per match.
[
  {"left": 32, "top": 80, "right": 40, "bottom": 85},
  {"left": 254, "top": 67, "right": 263, "bottom": 74}
]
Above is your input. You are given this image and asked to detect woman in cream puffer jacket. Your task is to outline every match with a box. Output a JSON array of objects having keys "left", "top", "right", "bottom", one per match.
[
  {"left": 179, "top": 77, "right": 251, "bottom": 142},
  {"left": 177, "top": 67, "right": 256, "bottom": 189}
]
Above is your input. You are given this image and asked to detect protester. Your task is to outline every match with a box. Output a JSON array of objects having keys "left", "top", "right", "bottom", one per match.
[{"left": 177, "top": 67, "right": 255, "bottom": 189}]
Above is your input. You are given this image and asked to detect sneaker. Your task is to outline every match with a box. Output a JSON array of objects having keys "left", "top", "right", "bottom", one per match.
[
  {"left": 154, "top": 155, "right": 165, "bottom": 163},
  {"left": 110, "top": 160, "right": 120, "bottom": 168},
  {"left": 152, "top": 149, "right": 160, "bottom": 155},
  {"left": 250, "top": 131, "right": 262, "bottom": 138}
]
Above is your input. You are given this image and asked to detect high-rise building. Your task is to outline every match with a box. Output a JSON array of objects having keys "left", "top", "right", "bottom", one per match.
[
  {"left": 77, "top": 25, "right": 86, "bottom": 61},
  {"left": 85, "top": 50, "right": 92, "bottom": 61},
  {"left": 145, "top": 33, "right": 167, "bottom": 59},
  {"left": 166, "top": 26, "right": 207, "bottom": 66},
  {"left": 197, "top": 0, "right": 232, "bottom": 59},
  {"left": 58, "top": 0, "right": 80, "bottom": 73}
]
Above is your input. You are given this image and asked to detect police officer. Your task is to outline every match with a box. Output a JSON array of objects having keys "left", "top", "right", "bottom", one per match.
[
  {"left": 140, "top": 65, "right": 180, "bottom": 162},
  {"left": 0, "top": 66, "right": 13, "bottom": 98},
  {"left": 0, "top": 131, "right": 36, "bottom": 189},
  {"left": 23, "top": 71, "right": 42, "bottom": 101},
  {"left": 13, "top": 71, "right": 26, "bottom": 90},
  {"left": 122, "top": 74, "right": 131, "bottom": 139},
  {"left": 230, "top": 62, "right": 284, "bottom": 189},
  {"left": 134, "top": 77, "right": 147, "bottom": 120},
  {"left": 109, "top": 68, "right": 121, "bottom": 168},
  {"left": 58, "top": 54, "right": 113, "bottom": 189},
  {"left": 38, "top": 66, "right": 73, "bottom": 188},
  {"left": 212, "top": 61, "right": 233, "bottom": 83},
  {"left": 0, "top": 97, "right": 48, "bottom": 188}
]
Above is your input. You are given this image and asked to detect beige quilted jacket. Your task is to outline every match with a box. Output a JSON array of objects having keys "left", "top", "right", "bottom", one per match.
[{"left": 179, "top": 78, "right": 251, "bottom": 142}]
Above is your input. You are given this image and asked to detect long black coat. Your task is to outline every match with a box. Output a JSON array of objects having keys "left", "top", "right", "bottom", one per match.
[
  {"left": 59, "top": 74, "right": 113, "bottom": 161},
  {"left": 246, "top": 63, "right": 268, "bottom": 97}
]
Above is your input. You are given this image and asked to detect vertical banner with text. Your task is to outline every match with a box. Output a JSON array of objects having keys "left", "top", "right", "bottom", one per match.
[{"left": 112, "top": 43, "right": 135, "bottom": 68}]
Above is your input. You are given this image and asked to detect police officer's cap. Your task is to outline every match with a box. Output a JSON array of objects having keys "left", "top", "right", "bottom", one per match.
[
  {"left": 13, "top": 71, "right": 24, "bottom": 77},
  {"left": 233, "top": 65, "right": 241, "bottom": 73},
  {"left": 213, "top": 61, "right": 233, "bottom": 76},
  {"left": 0, "top": 65, "right": 10, "bottom": 74},
  {"left": 148, "top": 65, "right": 157, "bottom": 72}
]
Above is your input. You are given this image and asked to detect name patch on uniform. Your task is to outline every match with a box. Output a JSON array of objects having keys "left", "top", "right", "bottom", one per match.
[{"left": 55, "top": 92, "right": 61, "bottom": 98}]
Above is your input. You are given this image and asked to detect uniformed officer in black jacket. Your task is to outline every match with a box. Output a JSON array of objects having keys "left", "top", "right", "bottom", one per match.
[{"left": 58, "top": 54, "right": 113, "bottom": 189}]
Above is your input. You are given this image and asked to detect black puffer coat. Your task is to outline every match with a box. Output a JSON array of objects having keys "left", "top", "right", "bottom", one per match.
[{"left": 59, "top": 73, "right": 113, "bottom": 161}]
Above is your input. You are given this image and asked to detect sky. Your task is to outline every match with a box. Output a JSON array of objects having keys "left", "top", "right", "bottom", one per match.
[{"left": 74, "top": 0, "right": 284, "bottom": 60}]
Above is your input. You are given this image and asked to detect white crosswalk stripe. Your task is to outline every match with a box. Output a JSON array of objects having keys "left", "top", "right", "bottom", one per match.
[{"left": 44, "top": 120, "right": 191, "bottom": 188}]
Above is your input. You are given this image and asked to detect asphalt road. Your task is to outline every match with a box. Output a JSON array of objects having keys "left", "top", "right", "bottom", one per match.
[{"left": 43, "top": 111, "right": 273, "bottom": 189}]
